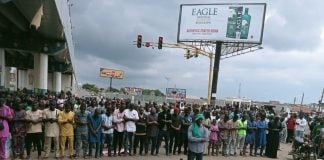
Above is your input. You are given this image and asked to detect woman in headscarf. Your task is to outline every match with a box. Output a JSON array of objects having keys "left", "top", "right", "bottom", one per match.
[
  {"left": 188, "top": 113, "right": 208, "bottom": 160},
  {"left": 265, "top": 116, "right": 282, "bottom": 158}
]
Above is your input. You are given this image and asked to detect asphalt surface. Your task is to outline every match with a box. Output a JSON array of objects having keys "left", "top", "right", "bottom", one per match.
[{"left": 21, "top": 142, "right": 293, "bottom": 160}]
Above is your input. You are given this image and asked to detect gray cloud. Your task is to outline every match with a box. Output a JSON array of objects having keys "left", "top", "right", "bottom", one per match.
[
  {"left": 71, "top": 0, "right": 179, "bottom": 70},
  {"left": 263, "top": 0, "right": 324, "bottom": 51}
]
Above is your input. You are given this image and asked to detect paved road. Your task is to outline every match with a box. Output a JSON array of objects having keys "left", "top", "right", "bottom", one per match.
[
  {"left": 28, "top": 143, "right": 292, "bottom": 160},
  {"left": 106, "top": 143, "right": 292, "bottom": 160}
]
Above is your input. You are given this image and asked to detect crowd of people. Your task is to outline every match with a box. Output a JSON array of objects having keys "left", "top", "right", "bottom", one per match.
[{"left": 0, "top": 90, "right": 323, "bottom": 160}]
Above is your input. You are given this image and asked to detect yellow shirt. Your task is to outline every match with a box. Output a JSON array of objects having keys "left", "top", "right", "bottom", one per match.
[{"left": 58, "top": 111, "right": 75, "bottom": 136}]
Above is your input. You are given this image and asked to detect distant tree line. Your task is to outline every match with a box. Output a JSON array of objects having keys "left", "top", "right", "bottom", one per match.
[{"left": 81, "top": 83, "right": 165, "bottom": 96}]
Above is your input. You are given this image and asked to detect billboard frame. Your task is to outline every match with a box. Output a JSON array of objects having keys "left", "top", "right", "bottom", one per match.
[
  {"left": 124, "top": 87, "right": 143, "bottom": 96},
  {"left": 99, "top": 68, "right": 124, "bottom": 79},
  {"left": 177, "top": 3, "right": 267, "bottom": 44},
  {"left": 165, "top": 88, "right": 186, "bottom": 100}
]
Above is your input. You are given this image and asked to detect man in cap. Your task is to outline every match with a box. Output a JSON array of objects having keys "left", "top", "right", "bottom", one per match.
[
  {"left": 58, "top": 102, "right": 75, "bottom": 158},
  {"left": 237, "top": 115, "right": 247, "bottom": 156},
  {"left": 169, "top": 107, "right": 182, "bottom": 155},
  {"left": 43, "top": 100, "right": 60, "bottom": 158},
  {"left": 188, "top": 113, "right": 208, "bottom": 160},
  {"left": 157, "top": 104, "right": 172, "bottom": 155},
  {"left": 74, "top": 102, "right": 90, "bottom": 158},
  {"left": 180, "top": 107, "right": 192, "bottom": 154}
]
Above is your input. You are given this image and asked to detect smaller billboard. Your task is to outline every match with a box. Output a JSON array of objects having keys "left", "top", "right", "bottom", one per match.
[
  {"left": 124, "top": 87, "right": 143, "bottom": 96},
  {"left": 166, "top": 88, "right": 186, "bottom": 100},
  {"left": 99, "top": 68, "right": 124, "bottom": 79}
]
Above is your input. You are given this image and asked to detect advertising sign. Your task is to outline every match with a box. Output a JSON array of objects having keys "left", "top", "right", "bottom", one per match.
[
  {"left": 99, "top": 68, "right": 124, "bottom": 79},
  {"left": 166, "top": 88, "right": 186, "bottom": 100},
  {"left": 124, "top": 87, "right": 143, "bottom": 96},
  {"left": 178, "top": 3, "right": 266, "bottom": 43}
]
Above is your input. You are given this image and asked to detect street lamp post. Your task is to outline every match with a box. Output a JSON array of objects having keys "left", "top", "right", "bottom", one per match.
[
  {"left": 207, "top": 52, "right": 213, "bottom": 105},
  {"left": 165, "top": 77, "right": 170, "bottom": 102}
]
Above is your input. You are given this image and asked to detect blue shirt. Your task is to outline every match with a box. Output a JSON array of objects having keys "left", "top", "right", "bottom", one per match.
[
  {"left": 88, "top": 115, "right": 102, "bottom": 143},
  {"left": 247, "top": 120, "right": 257, "bottom": 134},
  {"left": 257, "top": 120, "right": 268, "bottom": 132}
]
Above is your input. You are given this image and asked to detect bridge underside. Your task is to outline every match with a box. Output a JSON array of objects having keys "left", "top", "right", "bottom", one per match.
[{"left": 0, "top": 0, "right": 75, "bottom": 94}]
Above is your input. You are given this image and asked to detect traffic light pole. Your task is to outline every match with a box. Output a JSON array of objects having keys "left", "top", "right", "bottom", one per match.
[
  {"left": 207, "top": 53, "right": 213, "bottom": 105},
  {"left": 134, "top": 38, "right": 262, "bottom": 106},
  {"left": 210, "top": 41, "right": 222, "bottom": 107},
  {"left": 109, "top": 77, "right": 113, "bottom": 92}
]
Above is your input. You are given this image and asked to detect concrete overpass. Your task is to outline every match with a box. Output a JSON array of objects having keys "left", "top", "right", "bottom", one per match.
[{"left": 0, "top": 0, "right": 76, "bottom": 95}]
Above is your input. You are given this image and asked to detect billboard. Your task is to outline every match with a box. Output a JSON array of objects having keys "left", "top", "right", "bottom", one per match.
[
  {"left": 166, "top": 88, "right": 186, "bottom": 100},
  {"left": 178, "top": 3, "right": 266, "bottom": 43},
  {"left": 124, "top": 87, "right": 143, "bottom": 96},
  {"left": 99, "top": 68, "right": 124, "bottom": 79}
]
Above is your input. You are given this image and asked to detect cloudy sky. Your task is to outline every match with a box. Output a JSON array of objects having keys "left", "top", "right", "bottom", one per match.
[{"left": 70, "top": 0, "right": 324, "bottom": 104}]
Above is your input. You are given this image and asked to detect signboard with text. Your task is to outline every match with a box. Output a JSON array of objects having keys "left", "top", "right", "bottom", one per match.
[
  {"left": 124, "top": 87, "right": 143, "bottom": 96},
  {"left": 99, "top": 68, "right": 124, "bottom": 79},
  {"left": 178, "top": 3, "right": 266, "bottom": 43},
  {"left": 166, "top": 88, "right": 186, "bottom": 100}
]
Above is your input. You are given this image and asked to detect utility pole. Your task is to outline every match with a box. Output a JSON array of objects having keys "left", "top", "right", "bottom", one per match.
[
  {"left": 319, "top": 88, "right": 324, "bottom": 112},
  {"left": 238, "top": 82, "right": 241, "bottom": 98},
  {"left": 320, "top": 88, "right": 324, "bottom": 102},
  {"left": 109, "top": 77, "right": 112, "bottom": 92},
  {"left": 165, "top": 77, "right": 170, "bottom": 103},
  {"left": 210, "top": 41, "right": 222, "bottom": 107}
]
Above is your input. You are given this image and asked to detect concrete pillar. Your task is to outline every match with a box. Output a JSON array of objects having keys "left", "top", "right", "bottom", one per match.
[
  {"left": 0, "top": 49, "right": 5, "bottom": 88},
  {"left": 34, "top": 53, "right": 48, "bottom": 94},
  {"left": 53, "top": 71, "right": 62, "bottom": 94},
  {"left": 17, "top": 69, "right": 28, "bottom": 90},
  {"left": 71, "top": 74, "right": 75, "bottom": 94},
  {"left": 4, "top": 67, "right": 10, "bottom": 89},
  {"left": 12, "top": 68, "right": 17, "bottom": 91},
  {"left": 47, "top": 72, "right": 53, "bottom": 92},
  {"left": 26, "top": 69, "right": 34, "bottom": 91},
  {"left": 4, "top": 67, "right": 17, "bottom": 91},
  {"left": 61, "top": 74, "right": 72, "bottom": 92}
]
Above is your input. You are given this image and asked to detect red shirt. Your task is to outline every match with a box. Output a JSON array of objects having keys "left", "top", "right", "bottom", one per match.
[{"left": 286, "top": 118, "right": 296, "bottom": 130}]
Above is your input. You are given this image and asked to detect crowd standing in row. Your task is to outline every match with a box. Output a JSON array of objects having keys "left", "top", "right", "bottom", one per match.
[{"left": 0, "top": 91, "right": 323, "bottom": 160}]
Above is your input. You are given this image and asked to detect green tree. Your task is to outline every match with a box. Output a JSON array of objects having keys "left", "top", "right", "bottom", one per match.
[
  {"left": 142, "top": 89, "right": 165, "bottom": 96},
  {"left": 82, "top": 83, "right": 99, "bottom": 93},
  {"left": 106, "top": 87, "right": 120, "bottom": 93},
  {"left": 120, "top": 88, "right": 126, "bottom": 94},
  {"left": 154, "top": 89, "right": 165, "bottom": 96}
]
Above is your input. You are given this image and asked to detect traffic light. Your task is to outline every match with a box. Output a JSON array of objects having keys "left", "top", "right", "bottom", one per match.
[
  {"left": 186, "top": 54, "right": 190, "bottom": 59},
  {"left": 185, "top": 49, "right": 191, "bottom": 59},
  {"left": 194, "top": 49, "right": 198, "bottom": 57},
  {"left": 137, "top": 35, "right": 142, "bottom": 48},
  {"left": 158, "top": 36, "right": 163, "bottom": 49}
]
